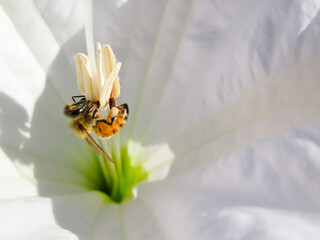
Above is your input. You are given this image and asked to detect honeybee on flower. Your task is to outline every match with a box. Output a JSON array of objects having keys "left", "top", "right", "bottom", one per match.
[{"left": 64, "top": 44, "right": 128, "bottom": 163}]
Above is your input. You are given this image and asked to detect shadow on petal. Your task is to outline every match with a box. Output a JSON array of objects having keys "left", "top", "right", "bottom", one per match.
[{"left": 0, "top": 92, "right": 29, "bottom": 162}]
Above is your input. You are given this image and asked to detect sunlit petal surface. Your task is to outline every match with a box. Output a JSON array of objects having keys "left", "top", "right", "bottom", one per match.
[{"left": 0, "top": 0, "right": 320, "bottom": 239}]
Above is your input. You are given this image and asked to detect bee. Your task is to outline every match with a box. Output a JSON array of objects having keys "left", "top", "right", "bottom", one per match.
[{"left": 64, "top": 95, "right": 129, "bottom": 163}]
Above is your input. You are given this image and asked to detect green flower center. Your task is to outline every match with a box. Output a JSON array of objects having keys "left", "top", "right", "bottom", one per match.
[{"left": 89, "top": 144, "right": 148, "bottom": 203}]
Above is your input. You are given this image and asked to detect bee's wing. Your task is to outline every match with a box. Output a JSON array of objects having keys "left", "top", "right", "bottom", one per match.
[{"left": 82, "top": 127, "right": 114, "bottom": 163}]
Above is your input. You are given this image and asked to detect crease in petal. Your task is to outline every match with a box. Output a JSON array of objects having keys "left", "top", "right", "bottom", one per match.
[
  {"left": 122, "top": 197, "right": 172, "bottom": 240},
  {"left": 141, "top": 53, "right": 320, "bottom": 176},
  {"left": 136, "top": 125, "right": 320, "bottom": 239},
  {"left": 0, "top": 0, "right": 78, "bottom": 104}
]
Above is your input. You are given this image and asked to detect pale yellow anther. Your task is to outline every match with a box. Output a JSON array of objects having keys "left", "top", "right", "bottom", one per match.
[
  {"left": 75, "top": 53, "right": 88, "bottom": 95},
  {"left": 74, "top": 44, "right": 122, "bottom": 107},
  {"left": 103, "top": 45, "right": 120, "bottom": 98},
  {"left": 99, "top": 62, "right": 121, "bottom": 108}
]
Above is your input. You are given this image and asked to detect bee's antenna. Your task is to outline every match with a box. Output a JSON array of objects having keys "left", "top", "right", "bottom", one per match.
[{"left": 72, "top": 95, "right": 86, "bottom": 102}]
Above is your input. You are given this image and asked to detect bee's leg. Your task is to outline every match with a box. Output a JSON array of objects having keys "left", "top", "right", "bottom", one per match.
[
  {"left": 70, "top": 105, "right": 87, "bottom": 118},
  {"left": 87, "top": 104, "right": 95, "bottom": 113},
  {"left": 96, "top": 118, "right": 114, "bottom": 126},
  {"left": 77, "top": 123, "right": 86, "bottom": 135},
  {"left": 92, "top": 108, "right": 100, "bottom": 119},
  {"left": 105, "top": 114, "right": 116, "bottom": 125},
  {"left": 72, "top": 95, "right": 86, "bottom": 102},
  {"left": 109, "top": 117, "right": 115, "bottom": 125},
  {"left": 108, "top": 107, "right": 119, "bottom": 125}
]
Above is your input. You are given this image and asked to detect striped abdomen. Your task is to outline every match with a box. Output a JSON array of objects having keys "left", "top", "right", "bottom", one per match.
[{"left": 94, "top": 104, "right": 128, "bottom": 138}]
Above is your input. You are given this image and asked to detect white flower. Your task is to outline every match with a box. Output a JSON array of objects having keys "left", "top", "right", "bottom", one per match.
[{"left": 1, "top": 0, "right": 320, "bottom": 239}]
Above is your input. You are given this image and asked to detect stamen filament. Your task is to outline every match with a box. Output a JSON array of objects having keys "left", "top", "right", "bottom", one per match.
[
  {"left": 84, "top": 0, "right": 98, "bottom": 84},
  {"left": 113, "top": 134, "right": 121, "bottom": 161},
  {"left": 97, "top": 155, "right": 111, "bottom": 187}
]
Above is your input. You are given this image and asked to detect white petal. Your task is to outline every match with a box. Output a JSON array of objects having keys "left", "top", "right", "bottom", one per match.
[
  {"left": 0, "top": 0, "right": 106, "bottom": 198},
  {"left": 0, "top": 1, "right": 103, "bottom": 229},
  {"left": 167, "top": 58, "right": 320, "bottom": 176},
  {"left": 0, "top": 192, "right": 107, "bottom": 240},
  {"left": 0, "top": 177, "right": 36, "bottom": 198},
  {"left": 130, "top": 0, "right": 320, "bottom": 144},
  {"left": 91, "top": 199, "right": 171, "bottom": 240},
  {"left": 136, "top": 122, "right": 320, "bottom": 239},
  {"left": 1, "top": 1, "right": 320, "bottom": 240},
  {"left": 91, "top": 122, "right": 320, "bottom": 239},
  {"left": 33, "top": 0, "right": 84, "bottom": 50},
  {"left": 104, "top": 0, "right": 320, "bottom": 174}
]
